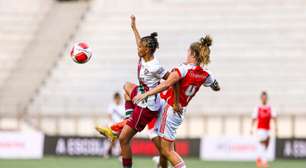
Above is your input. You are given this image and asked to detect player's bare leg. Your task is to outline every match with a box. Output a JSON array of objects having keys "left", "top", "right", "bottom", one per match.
[
  {"left": 160, "top": 139, "right": 185, "bottom": 168},
  {"left": 119, "top": 124, "right": 137, "bottom": 168},
  {"left": 257, "top": 137, "right": 269, "bottom": 168},
  {"left": 151, "top": 136, "right": 168, "bottom": 168},
  {"left": 261, "top": 137, "right": 270, "bottom": 168},
  {"left": 118, "top": 83, "right": 137, "bottom": 168}
]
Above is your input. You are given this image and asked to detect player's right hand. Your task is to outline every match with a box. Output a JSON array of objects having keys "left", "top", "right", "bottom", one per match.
[{"left": 173, "top": 103, "right": 183, "bottom": 117}]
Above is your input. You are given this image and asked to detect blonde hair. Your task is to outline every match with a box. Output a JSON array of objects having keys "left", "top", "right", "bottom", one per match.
[{"left": 190, "top": 35, "right": 212, "bottom": 65}]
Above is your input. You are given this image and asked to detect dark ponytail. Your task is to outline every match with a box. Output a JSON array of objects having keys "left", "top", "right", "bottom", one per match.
[{"left": 141, "top": 32, "right": 159, "bottom": 54}]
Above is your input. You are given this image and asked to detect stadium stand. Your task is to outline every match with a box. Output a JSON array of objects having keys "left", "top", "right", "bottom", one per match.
[
  {"left": 0, "top": 0, "right": 89, "bottom": 130},
  {"left": 1, "top": 0, "right": 306, "bottom": 136},
  {"left": 29, "top": 0, "right": 306, "bottom": 114},
  {"left": 0, "top": 0, "right": 53, "bottom": 88}
]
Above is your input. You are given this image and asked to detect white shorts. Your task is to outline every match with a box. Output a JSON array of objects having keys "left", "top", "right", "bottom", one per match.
[
  {"left": 257, "top": 129, "right": 270, "bottom": 141},
  {"left": 156, "top": 100, "right": 184, "bottom": 142}
]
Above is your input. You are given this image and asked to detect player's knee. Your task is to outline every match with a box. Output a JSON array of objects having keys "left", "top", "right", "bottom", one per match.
[
  {"left": 123, "top": 82, "right": 128, "bottom": 91},
  {"left": 119, "top": 135, "right": 129, "bottom": 146},
  {"left": 123, "top": 82, "right": 132, "bottom": 92},
  {"left": 124, "top": 92, "right": 131, "bottom": 101}
]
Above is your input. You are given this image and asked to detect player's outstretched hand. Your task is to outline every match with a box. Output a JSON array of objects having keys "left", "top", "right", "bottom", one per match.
[
  {"left": 131, "top": 15, "right": 136, "bottom": 28},
  {"left": 133, "top": 93, "right": 147, "bottom": 104}
]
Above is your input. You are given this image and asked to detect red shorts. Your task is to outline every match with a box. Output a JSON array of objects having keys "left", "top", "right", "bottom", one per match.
[{"left": 126, "top": 86, "right": 158, "bottom": 132}]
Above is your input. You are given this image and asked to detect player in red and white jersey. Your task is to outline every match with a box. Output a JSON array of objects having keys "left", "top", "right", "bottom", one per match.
[
  {"left": 251, "top": 91, "right": 278, "bottom": 168},
  {"left": 134, "top": 35, "right": 220, "bottom": 168}
]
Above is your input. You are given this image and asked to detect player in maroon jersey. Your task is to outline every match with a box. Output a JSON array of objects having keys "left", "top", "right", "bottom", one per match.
[
  {"left": 134, "top": 35, "right": 220, "bottom": 168},
  {"left": 251, "top": 91, "right": 278, "bottom": 168},
  {"left": 119, "top": 15, "right": 170, "bottom": 168}
]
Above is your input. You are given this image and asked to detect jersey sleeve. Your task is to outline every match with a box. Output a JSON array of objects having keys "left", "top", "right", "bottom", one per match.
[
  {"left": 203, "top": 73, "right": 216, "bottom": 87},
  {"left": 252, "top": 107, "right": 258, "bottom": 119},
  {"left": 173, "top": 64, "right": 188, "bottom": 79}
]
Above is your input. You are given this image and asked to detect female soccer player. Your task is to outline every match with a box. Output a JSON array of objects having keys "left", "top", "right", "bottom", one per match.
[
  {"left": 117, "top": 15, "right": 171, "bottom": 168},
  {"left": 251, "top": 91, "right": 278, "bottom": 168},
  {"left": 134, "top": 35, "right": 220, "bottom": 168}
]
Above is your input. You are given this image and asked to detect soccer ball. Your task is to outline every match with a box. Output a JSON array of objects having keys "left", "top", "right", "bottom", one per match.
[{"left": 70, "top": 42, "right": 92, "bottom": 64}]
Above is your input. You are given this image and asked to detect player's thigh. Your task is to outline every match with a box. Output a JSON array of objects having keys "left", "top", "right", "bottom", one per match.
[
  {"left": 160, "top": 138, "right": 175, "bottom": 154},
  {"left": 119, "top": 124, "right": 137, "bottom": 144},
  {"left": 151, "top": 136, "right": 161, "bottom": 151},
  {"left": 123, "top": 82, "right": 137, "bottom": 97}
]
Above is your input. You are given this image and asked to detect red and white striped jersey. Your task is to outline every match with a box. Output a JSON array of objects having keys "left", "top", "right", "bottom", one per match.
[
  {"left": 162, "top": 63, "right": 215, "bottom": 108},
  {"left": 252, "top": 105, "right": 277, "bottom": 130}
]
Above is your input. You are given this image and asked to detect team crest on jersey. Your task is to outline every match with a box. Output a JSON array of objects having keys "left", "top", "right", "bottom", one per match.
[{"left": 144, "top": 69, "right": 150, "bottom": 75}]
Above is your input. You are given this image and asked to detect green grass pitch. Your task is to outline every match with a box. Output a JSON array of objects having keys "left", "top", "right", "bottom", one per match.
[{"left": 0, "top": 157, "right": 305, "bottom": 168}]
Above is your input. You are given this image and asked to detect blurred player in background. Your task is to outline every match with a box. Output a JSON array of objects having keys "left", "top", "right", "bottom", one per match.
[
  {"left": 134, "top": 35, "right": 220, "bottom": 168},
  {"left": 106, "top": 92, "right": 125, "bottom": 157},
  {"left": 251, "top": 91, "right": 278, "bottom": 168}
]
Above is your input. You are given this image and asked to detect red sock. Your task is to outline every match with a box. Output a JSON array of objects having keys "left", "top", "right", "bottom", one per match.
[{"left": 122, "top": 158, "right": 132, "bottom": 168}]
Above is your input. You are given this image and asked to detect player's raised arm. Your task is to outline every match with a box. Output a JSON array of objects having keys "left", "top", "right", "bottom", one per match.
[{"left": 130, "top": 15, "right": 141, "bottom": 47}]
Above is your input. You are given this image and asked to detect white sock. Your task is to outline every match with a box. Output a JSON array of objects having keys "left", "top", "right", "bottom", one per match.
[{"left": 174, "top": 161, "right": 186, "bottom": 168}]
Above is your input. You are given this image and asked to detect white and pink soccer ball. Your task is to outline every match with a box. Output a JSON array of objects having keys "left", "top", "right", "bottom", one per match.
[{"left": 70, "top": 42, "right": 92, "bottom": 64}]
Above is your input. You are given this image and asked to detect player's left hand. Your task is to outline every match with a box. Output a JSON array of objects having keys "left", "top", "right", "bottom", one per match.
[{"left": 133, "top": 93, "right": 148, "bottom": 104}]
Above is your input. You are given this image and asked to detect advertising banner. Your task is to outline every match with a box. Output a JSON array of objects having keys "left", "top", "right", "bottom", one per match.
[
  {"left": 200, "top": 136, "right": 275, "bottom": 161},
  {"left": 276, "top": 138, "right": 306, "bottom": 159},
  {"left": 0, "top": 132, "right": 44, "bottom": 159},
  {"left": 44, "top": 135, "right": 110, "bottom": 156},
  {"left": 130, "top": 138, "right": 200, "bottom": 157},
  {"left": 44, "top": 136, "right": 200, "bottom": 157}
]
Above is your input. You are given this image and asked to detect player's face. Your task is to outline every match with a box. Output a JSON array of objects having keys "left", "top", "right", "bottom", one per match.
[
  {"left": 261, "top": 95, "right": 268, "bottom": 105},
  {"left": 114, "top": 97, "right": 121, "bottom": 105},
  {"left": 138, "top": 41, "right": 149, "bottom": 57}
]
